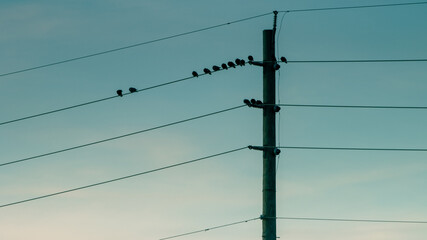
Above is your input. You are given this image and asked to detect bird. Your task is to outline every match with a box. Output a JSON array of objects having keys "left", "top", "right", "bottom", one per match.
[
  {"left": 221, "top": 63, "right": 228, "bottom": 70},
  {"left": 250, "top": 99, "right": 257, "bottom": 105},
  {"left": 280, "top": 56, "right": 287, "bottom": 63},
  {"left": 192, "top": 71, "right": 198, "bottom": 77},
  {"left": 116, "top": 89, "right": 123, "bottom": 97},
  {"left": 243, "top": 99, "right": 251, "bottom": 106},
  {"left": 212, "top": 65, "right": 220, "bottom": 71},
  {"left": 256, "top": 100, "right": 263, "bottom": 105},
  {"left": 248, "top": 55, "right": 254, "bottom": 61},
  {"left": 129, "top": 87, "right": 137, "bottom": 93},
  {"left": 227, "top": 61, "right": 236, "bottom": 68},
  {"left": 203, "top": 68, "right": 211, "bottom": 75},
  {"left": 235, "top": 58, "right": 241, "bottom": 66},
  {"left": 240, "top": 59, "right": 246, "bottom": 66}
]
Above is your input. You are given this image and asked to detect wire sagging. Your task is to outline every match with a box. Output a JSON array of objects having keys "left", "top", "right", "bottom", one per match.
[
  {"left": 0, "top": 147, "right": 247, "bottom": 209},
  {"left": 0, "top": 105, "right": 245, "bottom": 168}
]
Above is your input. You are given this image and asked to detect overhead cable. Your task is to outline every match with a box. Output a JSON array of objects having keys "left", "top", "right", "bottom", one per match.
[
  {"left": 159, "top": 215, "right": 427, "bottom": 240},
  {"left": 279, "top": 146, "right": 427, "bottom": 152},
  {"left": 2, "top": 1, "right": 426, "bottom": 78},
  {"left": 276, "top": 217, "right": 427, "bottom": 224},
  {"left": 279, "top": 104, "right": 427, "bottom": 110},
  {"left": 279, "top": 1, "right": 427, "bottom": 13},
  {"left": 0, "top": 74, "right": 205, "bottom": 126},
  {"left": 1, "top": 57, "right": 247, "bottom": 127},
  {"left": 159, "top": 217, "right": 260, "bottom": 240},
  {"left": 0, "top": 147, "right": 247, "bottom": 209},
  {"left": 287, "top": 59, "right": 427, "bottom": 63},
  {"left": 0, "top": 105, "right": 245, "bottom": 168},
  {"left": 0, "top": 12, "right": 271, "bottom": 78}
]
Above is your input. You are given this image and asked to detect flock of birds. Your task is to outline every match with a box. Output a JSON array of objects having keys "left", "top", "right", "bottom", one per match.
[
  {"left": 116, "top": 56, "right": 287, "bottom": 97},
  {"left": 191, "top": 55, "right": 287, "bottom": 77}
]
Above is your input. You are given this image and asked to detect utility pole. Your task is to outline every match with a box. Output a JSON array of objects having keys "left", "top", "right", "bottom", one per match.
[
  {"left": 245, "top": 12, "right": 279, "bottom": 240},
  {"left": 262, "top": 11, "right": 278, "bottom": 240}
]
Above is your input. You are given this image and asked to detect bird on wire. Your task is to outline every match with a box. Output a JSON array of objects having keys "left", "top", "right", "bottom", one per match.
[
  {"left": 116, "top": 89, "right": 123, "bottom": 97},
  {"left": 203, "top": 68, "right": 212, "bottom": 75},
  {"left": 221, "top": 63, "right": 228, "bottom": 70},
  {"left": 235, "top": 58, "right": 242, "bottom": 66},
  {"left": 129, "top": 87, "right": 137, "bottom": 93},
  {"left": 212, "top": 65, "right": 220, "bottom": 71},
  {"left": 192, "top": 71, "right": 198, "bottom": 77},
  {"left": 227, "top": 61, "right": 236, "bottom": 68},
  {"left": 248, "top": 55, "right": 254, "bottom": 61},
  {"left": 280, "top": 56, "right": 287, "bottom": 63}
]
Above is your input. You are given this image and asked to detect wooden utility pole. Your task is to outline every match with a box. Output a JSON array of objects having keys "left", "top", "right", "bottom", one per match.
[{"left": 262, "top": 27, "right": 277, "bottom": 240}]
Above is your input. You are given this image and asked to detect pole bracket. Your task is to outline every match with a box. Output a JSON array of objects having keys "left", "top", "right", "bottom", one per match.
[
  {"left": 248, "top": 145, "right": 281, "bottom": 155},
  {"left": 243, "top": 99, "right": 281, "bottom": 112},
  {"left": 248, "top": 60, "right": 265, "bottom": 67}
]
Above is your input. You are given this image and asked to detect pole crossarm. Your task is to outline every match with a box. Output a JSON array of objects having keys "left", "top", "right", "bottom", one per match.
[{"left": 248, "top": 145, "right": 281, "bottom": 155}]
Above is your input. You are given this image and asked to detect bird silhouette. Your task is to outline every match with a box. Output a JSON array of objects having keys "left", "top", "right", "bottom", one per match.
[
  {"left": 212, "top": 65, "right": 220, "bottom": 71},
  {"left": 203, "top": 68, "right": 211, "bottom": 75},
  {"left": 235, "top": 58, "right": 241, "bottom": 66},
  {"left": 221, "top": 63, "right": 228, "bottom": 70},
  {"left": 240, "top": 59, "right": 246, "bottom": 66},
  {"left": 129, "top": 87, "right": 137, "bottom": 93},
  {"left": 248, "top": 55, "right": 254, "bottom": 61},
  {"left": 227, "top": 61, "right": 236, "bottom": 68},
  {"left": 192, "top": 71, "right": 198, "bottom": 77},
  {"left": 280, "top": 56, "right": 287, "bottom": 63},
  {"left": 116, "top": 89, "right": 123, "bottom": 97}
]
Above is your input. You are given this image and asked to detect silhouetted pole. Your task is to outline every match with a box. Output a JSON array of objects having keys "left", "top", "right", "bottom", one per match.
[{"left": 262, "top": 29, "right": 276, "bottom": 240}]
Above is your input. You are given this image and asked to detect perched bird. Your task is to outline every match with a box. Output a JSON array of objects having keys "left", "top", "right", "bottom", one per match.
[
  {"left": 250, "top": 99, "right": 257, "bottom": 105},
  {"left": 227, "top": 61, "right": 236, "bottom": 68},
  {"left": 240, "top": 59, "right": 246, "bottom": 66},
  {"left": 212, "top": 65, "right": 220, "bottom": 71},
  {"left": 203, "top": 68, "right": 211, "bottom": 75},
  {"left": 256, "top": 100, "right": 263, "bottom": 105},
  {"left": 116, "top": 89, "right": 123, "bottom": 97},
  {"left": 243, "top": 99, "right": 251, "bottom": 106},
  {"left": 280, "top": 56, "right": 287, "bottom": 63},
  {"left": 129, "top": 87, "right": 137, "bottom": 93},
  {"left": 248, "top": 55, "right": 254, "bottom": 61},
  {"left": 192, "top": 71, "right": 198, "bottom": 77},
  {"left": 235, "top": 58, "right": 241, "bottom": 66},
  {"left": 221, "top": 63, "right": 228, "bottom": 70}
]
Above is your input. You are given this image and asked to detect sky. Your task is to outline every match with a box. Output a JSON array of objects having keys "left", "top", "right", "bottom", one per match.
[{"left": 0, "top": 0, "right": 426, "bottom": 239}]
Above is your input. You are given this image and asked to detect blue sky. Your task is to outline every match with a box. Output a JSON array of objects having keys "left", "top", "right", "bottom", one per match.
[{"left": 0, "top": 1, "right": 426, "bottom": 239}]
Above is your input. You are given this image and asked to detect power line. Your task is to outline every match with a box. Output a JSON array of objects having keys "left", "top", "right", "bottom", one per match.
[
  {"left": 3, "top": 1, "right": 426, "bottom": 78},
  {"left": 276, "top": 217, "right": 427, "bottom": 224},
  {"left": 279, "top": 104, "right": 427, "bottom": 110},
  {"left": 0, "top": 105, "right": 245, "bottom": 168},
  {"left": 1, "top": 61, "right": 424, "bottom": 127},
  {"left": 279, "top": 1, "right": 427, "bottom": 13},
  {"left": 279, "top": 146, "right": 427, "bottom": 152},
  {"left": 159, "top": 215, "right": 427, "bottom": 240},
  {"left": 0, "top": 95, "right": 117, "bottom": 126},
  {"left": 0, "top": 73, "right": 212, "bottom": 126},
  {"left": 159, "top": 217, "right": 260, "bottom": 240},
  {"left": 0, "top": 12, "right": 271, "bottom": 78},
  {"left": 287, "top": 59, "right": 427, "bottom": 63},
  {"left": 0, "top": 147, "right": 247, "bottom": 209},
  {"left": 260, "top": 58, "right": 427, "bottom": 63}
]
